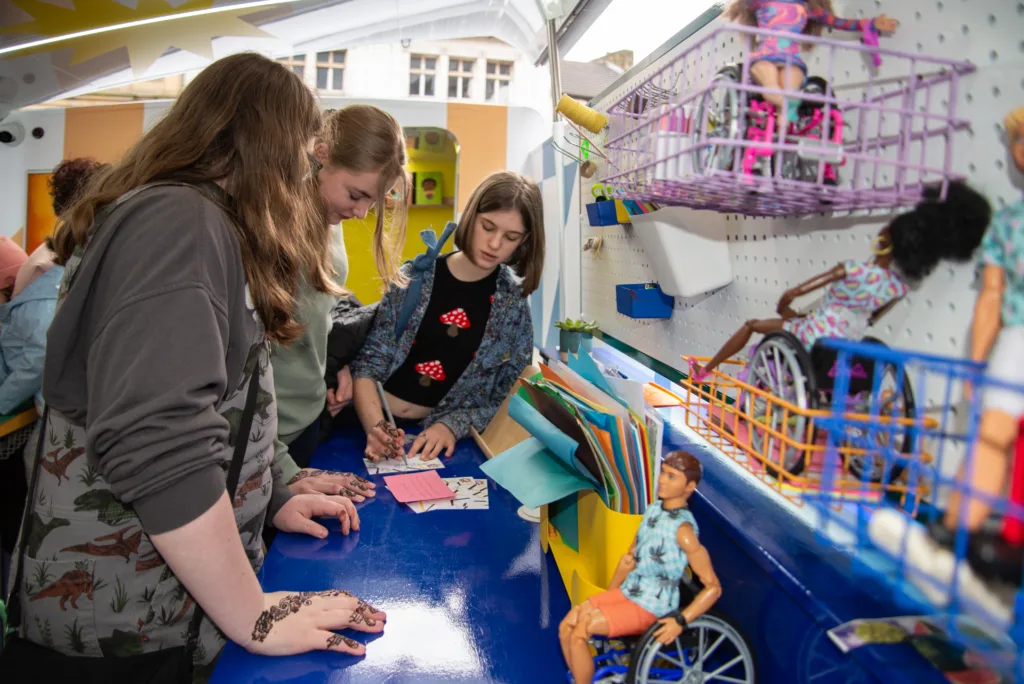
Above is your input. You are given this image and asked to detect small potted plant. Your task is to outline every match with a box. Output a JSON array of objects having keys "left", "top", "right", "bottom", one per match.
[{"left": 555, "top": 318, "right": 598, "bottom": 360}]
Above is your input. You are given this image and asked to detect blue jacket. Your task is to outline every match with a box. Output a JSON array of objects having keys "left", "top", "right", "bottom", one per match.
[
  {"left": 350, "top": 224, "right": 534, "bottom": 439},
  {"left": 0, "top": 266, "right": 63, "bottom": 415}
]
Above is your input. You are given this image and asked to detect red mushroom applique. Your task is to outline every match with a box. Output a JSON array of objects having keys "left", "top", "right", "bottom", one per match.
[
  {"left": 416, "top": 360, "right": 446, "bottom": 386},
  {"left": 439, "top": 308, "right": 470, "bottom": 337}
]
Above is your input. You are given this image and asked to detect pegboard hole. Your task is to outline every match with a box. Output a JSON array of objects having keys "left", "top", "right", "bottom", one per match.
[
  {"left": 961, "top": 24, "right": 969, "bottom": 36},
  {"left": 950, "top": 337, "right": 958, "bottom": 349},
  {"left": 993, "top": 86, "right": 1002, "bottom": 98}
]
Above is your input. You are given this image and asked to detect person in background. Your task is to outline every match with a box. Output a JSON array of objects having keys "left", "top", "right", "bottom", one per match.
[
  {"left": 10, "top": 53, "right": 379, "bottom": 680},
  {"left": 350, "top": 170, "right": 543, "bottom": 462},
  {"left": 48, "top": 157, "right": 110, "bottom": 218},
  {"left": 2, "top": 159, "right": 106, "bottom": 595},
  {"left": 269, "top": 104, "right": 409, "bottom": 504},
  {"left": 0, "top": 236, "right": 29, "bottom": 595}
]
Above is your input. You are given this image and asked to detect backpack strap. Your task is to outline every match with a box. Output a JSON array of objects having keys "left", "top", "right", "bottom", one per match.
[{"left": 395, "top": 220, "right": 456, "bottom": 338}]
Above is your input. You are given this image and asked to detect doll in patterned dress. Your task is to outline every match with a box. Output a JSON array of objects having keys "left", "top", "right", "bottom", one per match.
[
  {"left": 559, "top": 451, "right": 721, "bottom": 684},
  {"left": 690, "top": 180, "right": 992, "bottom": 382},
  {"left": 723, "top": 0, "right": 899, "bottom": 121}
]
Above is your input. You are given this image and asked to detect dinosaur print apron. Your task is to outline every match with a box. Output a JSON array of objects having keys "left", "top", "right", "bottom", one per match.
[{"left": 12, "top": 187, "right": 278, "bottom": 678}]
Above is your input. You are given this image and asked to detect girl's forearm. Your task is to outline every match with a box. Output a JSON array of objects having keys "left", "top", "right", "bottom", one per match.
[
  {"left": 353, "top": 377, "right": 385, "bottom": 432},
  {"left": 149, "top": 491, "right": 264, "bottom": 649}
]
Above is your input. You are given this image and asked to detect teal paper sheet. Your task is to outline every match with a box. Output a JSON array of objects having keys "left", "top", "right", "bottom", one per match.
[
  {"left": 568, "top": 348, "right": 620, "bottom": 405},
  {"left": 508, "top": 394, "right": 600, "bottom": 487},
  {"left": 548, "top": 496, "right": 580, "bottom": 552},
  {"left": 480, "top": 437, "right": 597, "bottom": 509}
]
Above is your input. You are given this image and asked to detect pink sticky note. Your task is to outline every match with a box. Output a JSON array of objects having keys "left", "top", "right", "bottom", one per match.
[{"left": 384, "top": 470, "right": 456, "bottom": 503}]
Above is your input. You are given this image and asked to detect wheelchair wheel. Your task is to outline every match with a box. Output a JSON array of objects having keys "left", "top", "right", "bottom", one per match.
[
  {"left": 840, "top": 338, "right": 916, "bottom": 483},
  {"left": 744, "top": 331, "right": 818, "bottom": 476},
  {"left": 625, "top": 610, "right": 757, "bottom": 683},
  {"left": 691, "top": 65, "right": 743, "bottom": 176}
]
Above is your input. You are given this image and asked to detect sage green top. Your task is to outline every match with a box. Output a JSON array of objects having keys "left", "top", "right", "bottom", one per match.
[{"left": 271, "top": 223, "right": 348, "bottom": 455}]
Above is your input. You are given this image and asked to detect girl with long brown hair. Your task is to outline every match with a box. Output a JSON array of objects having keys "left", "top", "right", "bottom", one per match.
[
  {"left": 350, "top": 170, "right": 544, "bottom": 462},
  {"left": 6, "top": 53, "right": 383, "bottom": 682}
]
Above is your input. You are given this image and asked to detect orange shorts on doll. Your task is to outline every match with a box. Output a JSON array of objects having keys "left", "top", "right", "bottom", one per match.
[{"left": 588, "top": 587, "right": 659, "bottom": 638}]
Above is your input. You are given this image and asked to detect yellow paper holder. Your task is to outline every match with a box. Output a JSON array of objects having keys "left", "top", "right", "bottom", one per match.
[{"left": 543, "top": 490, "right": 643, "bottom": 606}]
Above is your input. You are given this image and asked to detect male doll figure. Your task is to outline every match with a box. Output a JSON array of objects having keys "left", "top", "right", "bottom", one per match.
[{"left": 559, "top": 450, "right": 722, "bottom": 683}]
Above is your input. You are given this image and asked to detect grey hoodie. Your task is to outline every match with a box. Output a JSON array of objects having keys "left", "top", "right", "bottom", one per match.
[{"left": 16, "top": 183, "right": 290, "bottom": 668}]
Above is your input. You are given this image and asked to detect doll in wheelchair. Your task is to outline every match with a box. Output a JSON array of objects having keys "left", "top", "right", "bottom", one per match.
[
  {"left": 693, "top": 1, "right": 899, "bottom": 183},
  {"left": 687, "top": 181, "right": 992, "bottom": 478},
  {"left": 559, "top": 451, "right": 756, "bottom": 683}
]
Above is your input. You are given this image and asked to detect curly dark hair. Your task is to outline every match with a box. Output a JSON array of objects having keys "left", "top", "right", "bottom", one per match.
[
  {"left": 889, "top": 180, "right": 992, "bottom": 282},
  {"left": 662, "top": 450, "right": 703, "bottom": 486},
  {"left": 48, "top": 157, "right": 109, "bottom": 216}
]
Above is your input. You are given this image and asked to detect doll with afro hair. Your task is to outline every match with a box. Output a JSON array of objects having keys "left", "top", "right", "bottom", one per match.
[{"left": 690, "top": 180, "right": 992, "bottom": 381}]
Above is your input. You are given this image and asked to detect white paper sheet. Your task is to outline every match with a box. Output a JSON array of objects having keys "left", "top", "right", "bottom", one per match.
[{"left": 407, "top": 477, "right": 489, "bottom": 513}]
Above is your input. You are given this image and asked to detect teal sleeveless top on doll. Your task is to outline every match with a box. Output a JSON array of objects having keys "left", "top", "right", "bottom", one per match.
[{"left": 620, "top": 502, "right": 699, "bottom": 617}]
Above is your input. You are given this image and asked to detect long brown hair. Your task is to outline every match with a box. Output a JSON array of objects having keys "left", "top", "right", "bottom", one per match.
[
  {"left": 723, "top": 0, "right": 835, "bottom": 38},
  {"left": 453, "top": 171, "right": 545, "bottom": 295},
  {"left": 320, "top": 105, "right": 408, "bottom": 285},
  {"left": 52, "top": 52, "right": 326, "bottom": 345}
]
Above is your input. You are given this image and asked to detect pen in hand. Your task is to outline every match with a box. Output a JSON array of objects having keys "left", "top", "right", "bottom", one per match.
[{"left": 376, "top": 381, "right": 407, "bottom": 465}]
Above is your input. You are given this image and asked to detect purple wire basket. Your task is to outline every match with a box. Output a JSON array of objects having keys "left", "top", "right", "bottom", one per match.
[{"left": 599, "top": 25, "right": 976, "bottom": 217}]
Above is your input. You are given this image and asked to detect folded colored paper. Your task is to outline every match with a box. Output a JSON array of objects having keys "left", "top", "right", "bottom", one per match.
[
  {"left": 480, "top": 437, "right": 598, "bottom": 509},
  {"left": 384, "top": 470, "right": 456, "bottom": 503}
]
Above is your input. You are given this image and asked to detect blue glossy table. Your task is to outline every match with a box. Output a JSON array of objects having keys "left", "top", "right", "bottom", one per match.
[{"left": 211, "top": 428, "right": 571, "bottom": 684}]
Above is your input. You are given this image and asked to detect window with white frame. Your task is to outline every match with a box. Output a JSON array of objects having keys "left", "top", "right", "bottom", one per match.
[
  {"left": 409, "top": 55, "right": 437, "bottom": 97},
  {"left": 277, "top": 54, "right": 305, "bottom": 79},
  {"left": 315, "top": 50, "right": 346, "bottom": 92},
  {"left": 485, "top": 60, "right": 512, "bottom": 101},
  {"left": 447, "top": 58, "right": 474, "bottom": 99}
]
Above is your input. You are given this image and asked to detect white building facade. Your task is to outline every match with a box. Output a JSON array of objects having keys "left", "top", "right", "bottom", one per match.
[{"left": 274, "top": 37, "right": 552, "bottom": 114}]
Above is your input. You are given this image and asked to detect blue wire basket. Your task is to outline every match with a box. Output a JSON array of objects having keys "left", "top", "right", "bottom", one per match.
[{"left": 808, "top": 338, "right": 1024, "bottom": 680}]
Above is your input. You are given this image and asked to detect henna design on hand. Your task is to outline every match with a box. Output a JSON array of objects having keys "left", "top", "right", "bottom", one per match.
[
  {"left": 355, "top": 598, "right": 381, "bottom": 616},
  {"left": 288, "top": 469, "right": 325, "bottom": 485},
  {"left": 375, "top": 420, "right": 402, "bottom": 459},
  {"left": 252, "top": 593, "right": 314, "bottom": 642},
  {"left": 326, "top": 633, "right": 360, "bottom": 649},
  {"left": 341, "top": 487, "right": 358, "bottom": 498},
  {"left": 251, "top": 590, "right": 359, "bottom": 642},
  {"left": 349, "top": 610, "right": 377, "bottom": 627}
]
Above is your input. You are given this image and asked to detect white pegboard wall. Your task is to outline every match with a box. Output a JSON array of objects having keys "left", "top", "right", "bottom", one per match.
[{"left": 578, "top": 0, "right": 1024, "bottom": 487}]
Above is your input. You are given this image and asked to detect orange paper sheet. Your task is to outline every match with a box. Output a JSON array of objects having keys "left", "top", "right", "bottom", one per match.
[
  {"left": 384, "top": 470, "right": 456, "bottom": 503},
  {"left": 644, "top": 383, "right": 683, "bottom": 407}
]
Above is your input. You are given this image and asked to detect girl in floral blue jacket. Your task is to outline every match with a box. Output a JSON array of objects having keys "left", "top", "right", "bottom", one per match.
[{"left": 350, "top": 171, "right": 544, "bottom": 461}]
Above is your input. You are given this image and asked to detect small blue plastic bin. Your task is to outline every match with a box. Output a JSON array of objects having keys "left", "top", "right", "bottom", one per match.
[
  {"left": 586, "top": 200, "right": 619, "bottom": 226},
  {"left": 615, "top": 283, "right": 674, "bottom": 319}
]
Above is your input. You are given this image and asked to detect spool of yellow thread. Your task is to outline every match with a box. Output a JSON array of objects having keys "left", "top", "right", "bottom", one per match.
[{"left": 556, "top": 94, "right": 608, "bottom": 134}]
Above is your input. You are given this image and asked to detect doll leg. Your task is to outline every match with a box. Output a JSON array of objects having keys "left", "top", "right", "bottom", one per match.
[
  {"left": 691, "top": 318, "right": 785, "bottom": 380},
  {"left": 559, "top": 602, "right": 586, "bottom": 666},
  {"left": 943, "top": 408, "right": 1017, "bottom": 531},
  {"left": 750, "top": 61, "right": 784, "bottom": 110},
  {"left": 567, "top": 607, "right": 611, "bottom": 683},
  {"left": 780, "top": 65, "right": 806, "bottom": 121}
]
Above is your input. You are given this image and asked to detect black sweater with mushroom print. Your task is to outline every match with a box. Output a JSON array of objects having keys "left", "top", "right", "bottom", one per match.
[
  {"left": 350, "top": 249, "right": 534, "bottom": 440},
  {"left": 384, "top": 254, "right": 499, "bottom": 407}
]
